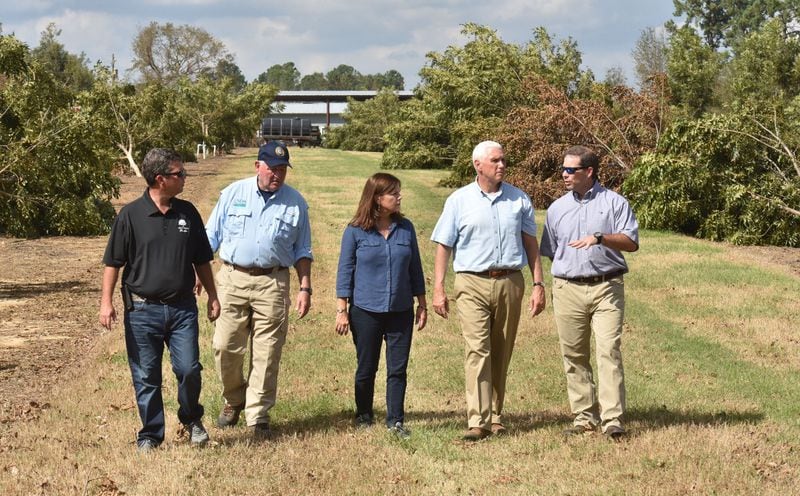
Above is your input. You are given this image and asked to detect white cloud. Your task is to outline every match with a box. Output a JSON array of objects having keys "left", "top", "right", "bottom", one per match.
[{"left": 0, "top": 0, "right": 679, "bottom": 88}]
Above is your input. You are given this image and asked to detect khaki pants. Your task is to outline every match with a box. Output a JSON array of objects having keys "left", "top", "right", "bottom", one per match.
[
  {"left": 552, "top": 276, "right": 625, "bottom": 432},
  {"left": 213, "top": 265, "right": 290, "bottom": 426},
  {"left": 454, "top": 271, "right": 524, "bottom": 430}
]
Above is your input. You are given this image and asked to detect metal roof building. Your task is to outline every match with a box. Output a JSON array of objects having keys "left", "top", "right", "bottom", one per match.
[{"left": 269, "top": 90, "right": 415, "bottom": 129}]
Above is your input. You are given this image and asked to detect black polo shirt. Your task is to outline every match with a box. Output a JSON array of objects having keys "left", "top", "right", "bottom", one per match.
[{"left": 103, "top": 189, "right": 214, "bottom": 301}]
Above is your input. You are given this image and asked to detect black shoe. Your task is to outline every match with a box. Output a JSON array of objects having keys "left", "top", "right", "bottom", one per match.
[
  {"left": 604, "top": 425, "right": 627, "bottom": 441},
  {"left": 355, "top": 413, "right": 374, "bottom": 429},
  {"left": 250, "top": 423, "right": 272, "bottom": 442},
  {"left": 217, "top": 403, "right": 242, "bottom": 428}
]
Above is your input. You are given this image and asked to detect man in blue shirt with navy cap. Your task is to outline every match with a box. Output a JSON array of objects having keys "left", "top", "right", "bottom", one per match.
[{"left": 202, "top": 140, "right": 313, "bottom": 441}]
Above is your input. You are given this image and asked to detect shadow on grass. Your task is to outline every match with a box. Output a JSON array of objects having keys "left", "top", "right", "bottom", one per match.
[
  {"left": 626, "top": 405, "right": 764, "bottom": 431},
  {"left": 0, "top": 280, "right": 95, "bottom": 299},
  {"left": 209, "top": 405, "right": 765, "bottom": 445}
]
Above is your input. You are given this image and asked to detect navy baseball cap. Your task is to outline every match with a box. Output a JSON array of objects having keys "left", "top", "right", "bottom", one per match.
[{"left": 258, "top": 141, "right": 292, "bottom": 167}]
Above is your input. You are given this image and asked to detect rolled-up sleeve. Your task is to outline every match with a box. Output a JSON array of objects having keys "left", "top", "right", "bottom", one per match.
[
  {"left": 408, "top": 222, "right": 426, "bottom": 296},
  {"left": 292, "top": 205, "right": 314, "bottom": 262},
  {"left": 431, "top": 197, "right": 457, "bottom": 247},
  {"left": 335, "top": 226, "right": 356, "bottom": 299}
]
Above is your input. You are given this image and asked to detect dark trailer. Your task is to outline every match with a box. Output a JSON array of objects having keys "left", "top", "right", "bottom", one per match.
[{"left": 260, "top": 117, "right": 321, "bottom": 147}]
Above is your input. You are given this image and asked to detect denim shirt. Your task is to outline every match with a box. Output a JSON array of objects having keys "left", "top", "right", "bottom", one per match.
[{"left": 336, "top": 218, "right": 426, "bottom": 313}]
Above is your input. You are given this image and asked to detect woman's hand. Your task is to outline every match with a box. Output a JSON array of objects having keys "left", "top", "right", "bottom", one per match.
[{"left": 335, "top": 310, "right": 350, "bottom": 335}]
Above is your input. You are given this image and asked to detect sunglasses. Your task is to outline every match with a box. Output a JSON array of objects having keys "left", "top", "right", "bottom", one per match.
[
  {"left": 161, "top": 169, "right": 187, "bottom": 178},
  {"left": 561, "top": 166, "right": 589, "bottom": 174}
]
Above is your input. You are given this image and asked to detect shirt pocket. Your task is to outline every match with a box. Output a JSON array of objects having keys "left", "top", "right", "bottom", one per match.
[
  {"left": 224, "top": 208, "right": 251, "bottom": 239},
  {"left": 274, "top": 211, "right": 298, "bottom": 240}
]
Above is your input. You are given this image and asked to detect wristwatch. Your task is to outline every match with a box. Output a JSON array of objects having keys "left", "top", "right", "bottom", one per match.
[
  {"left": 593, "top": 232, "right": 604, "bottom": 245},
  {"left": 533, "top": 282, "right": 545, "bottom": 288},
  {"left": 299, "top": 287, "right": 313, "bottom": 295}
]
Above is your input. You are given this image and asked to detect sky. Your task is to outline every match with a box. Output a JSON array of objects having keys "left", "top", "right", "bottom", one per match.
[{"left": 0, "top": 0, "right": 678, "bottom": 88}]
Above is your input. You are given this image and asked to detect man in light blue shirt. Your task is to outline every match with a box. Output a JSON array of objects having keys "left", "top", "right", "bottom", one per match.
[
  {"left": 540, "top": 145, "right": 638, "bottom": 441},
  {"left": 204, "top": 141, "right": 313, "bottom": 441},
  {"left": 431, "top": 140, "right": 546, "bottom": 441}
]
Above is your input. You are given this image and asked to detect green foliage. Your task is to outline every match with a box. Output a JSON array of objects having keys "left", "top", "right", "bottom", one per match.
[
  {"left": 624, "top": 112, "right": 800, "bottom": 246},
  {"left": 256, "top": 62, "right": 301, "bottom": 90},
  {"left": 666, "top": 25, "right": 724, "bottom": 116},
  {"left": 130, "top": 22, "right": 229, "bottom": 85},
  {"left": 724, "top": 18, "right": 800, "bottom": 106},
  {"left": 0, "top": 34, "right": 118, "bottom": 237},
  {"left": 324, "top": 89, "right": 403, "bottom": 151},
  {"left": 632, "top": 27, "right": 668, "bottom": 89},
  {"left": 29, "top": 23, "right": 93, "bottom": 93},
  {"left": 259, "top": 63, "right": 405, "bottom": 90},
  {"left": 673, "top": 0, "right": 800, "bottom": 49},
  {"left": 382, "top": 23, "right": 591, "bottom": 183}
]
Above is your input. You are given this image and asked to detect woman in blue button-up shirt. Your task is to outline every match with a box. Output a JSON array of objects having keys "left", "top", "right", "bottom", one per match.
[{"left": 335, "top": 173, "right": 427, "bottom": 438}]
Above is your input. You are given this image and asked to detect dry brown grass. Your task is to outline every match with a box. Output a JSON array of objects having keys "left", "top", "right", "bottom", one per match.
[{"left": 2, "top": 149, "right": 800, "bottom": 495}]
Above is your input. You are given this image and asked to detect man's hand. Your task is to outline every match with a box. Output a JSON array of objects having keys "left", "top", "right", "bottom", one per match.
[
  {"left": 295, "top": 290, "right": 310, "bottom": 318},
  {"left": 207, "top": 296, "right": 220, "bottom": 322},
  {"left": 568, "top": 235, "right": 599, "bottom": 249},
  {"left": 194, "top": 275, "right": 203, "bottom": 296},
  {"left": 99, "top": 302, "right": 117, "bottom": 330},
  {"left": 415, "top": 306, "right": 428, "bottom": 330},
  {"left": 432, "top": 287, "right": 449, "bottom": 319},
  {"left": 529, "top": 284, "right": 546, "bottom": 317}
]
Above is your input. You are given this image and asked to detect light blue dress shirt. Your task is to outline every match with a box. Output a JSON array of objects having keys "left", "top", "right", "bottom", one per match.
[
  {"left": 540, "top": 181, "right": 638, "bottom": 278},
  {"left": 205, "top": 177, "right": 313, "bottom": 268},
  {"left": 336, "top": 218, "right": 425, "bottom": 313},
  {"left": 431, "top": 180, "right": 537, "bottom": 272}
]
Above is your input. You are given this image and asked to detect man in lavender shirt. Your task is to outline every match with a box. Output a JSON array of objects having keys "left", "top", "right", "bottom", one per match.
[{"left": 540, "top": 145, "right": 639, "bottom": 441}]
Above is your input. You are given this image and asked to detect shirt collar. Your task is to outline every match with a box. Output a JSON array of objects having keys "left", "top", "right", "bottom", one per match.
[
  {"left": 572, "top": 180, "right": 603, "bottom": 202},
  {"left": 143, "top": 188, "right": 171, "bottom": 216},
  {"left": 471, "top": 178, "right": 504, "bottom": 200}
]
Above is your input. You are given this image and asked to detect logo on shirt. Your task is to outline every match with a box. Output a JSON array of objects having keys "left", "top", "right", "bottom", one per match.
[
  {"left": 178, "top": 218, "right": 190, "bottom": 233},
  {"left": 233, "top": 199, "right": 247, "bottom": 208}
]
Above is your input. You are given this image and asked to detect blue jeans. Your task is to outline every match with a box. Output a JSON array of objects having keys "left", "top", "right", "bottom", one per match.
[
  {"left": 124, "top": 298, "right": 204, "bottom": 444},
  {"left": 349, "top": 306, "right": 414, "bottom": 426}
]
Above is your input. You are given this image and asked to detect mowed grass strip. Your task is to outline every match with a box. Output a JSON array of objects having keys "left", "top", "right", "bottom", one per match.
[{"left": 1, "top": 148, "right": 799, "bottom": 495}]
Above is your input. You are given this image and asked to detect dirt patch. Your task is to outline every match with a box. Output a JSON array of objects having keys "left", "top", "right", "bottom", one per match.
[{"left": 0, "top": 151, "right": 249, "bottom": 423}]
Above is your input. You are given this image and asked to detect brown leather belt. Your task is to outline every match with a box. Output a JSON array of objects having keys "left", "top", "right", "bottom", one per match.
[
  {"left": 556, "top": 270, "right": 625, "bottom": 284},
  {"left": 461, "top": 269, "right": 520, "bottom": 279},
  {"left": 224, "top": 262, "right": 287, "bottom": 276}
]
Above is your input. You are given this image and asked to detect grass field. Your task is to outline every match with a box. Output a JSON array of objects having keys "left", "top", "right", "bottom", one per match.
[{"left": 1, "top": 148, "right": 799, "bottom": 495}]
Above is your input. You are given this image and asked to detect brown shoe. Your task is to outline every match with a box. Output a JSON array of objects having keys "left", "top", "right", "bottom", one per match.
[
  {"left": 604, "top": 425, "right": 627, "bottom": 442},
  {"left": 462, "top": 427, "right": 491, "bottom": 442},
  {"left": 250, "top": 423, "right": 272, "bottom": 442},
  {"left": 562, "top": 424, "right": 596, "bottom": 436},
  {"left": 217, "top": 403, "right": 243, "bottom": 428},
  {"left": 491, "top": 423, "right": 507, "bottom": 436}
]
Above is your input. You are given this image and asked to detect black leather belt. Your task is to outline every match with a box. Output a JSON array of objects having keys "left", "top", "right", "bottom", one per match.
[
  {"left": 224, "top": 262, "right": 287, "bottom": 276},
  {"left": 556, "top": 270, "right": 625, "bottom": 284},
  {"left": 461, "top": 269, "right": 520, "bottom": 279},
  {"left": 130, "top": 293, "right": 193, "bottom": 305}
]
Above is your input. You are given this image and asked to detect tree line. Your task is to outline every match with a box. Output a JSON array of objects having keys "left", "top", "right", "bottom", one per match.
[
  {"left": 330, "top": 3, "right": 800, "bottom": 247},
  {"left": 255, "top": 62, "right": 404, "bottom": 91},
  {"left": 0, "top": 21, "right": 403, "bottom": 237}
]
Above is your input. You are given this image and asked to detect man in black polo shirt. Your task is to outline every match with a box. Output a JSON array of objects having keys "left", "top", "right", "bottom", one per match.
[{"left": 99, "top": 148, "right": 221, "bottom": 452}]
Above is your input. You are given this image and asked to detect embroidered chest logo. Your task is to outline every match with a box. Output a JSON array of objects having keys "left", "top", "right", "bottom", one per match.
[
  {"left": 233, "top": 199, "right": 247, "bottom": 208},
  {"left": 178, "top": 218, "right": 190, "bottom": 233}
]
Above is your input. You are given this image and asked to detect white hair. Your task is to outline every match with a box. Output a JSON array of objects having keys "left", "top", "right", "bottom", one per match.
[{"left": 472, "top": 140, "right": 503, "bottom": 162}]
